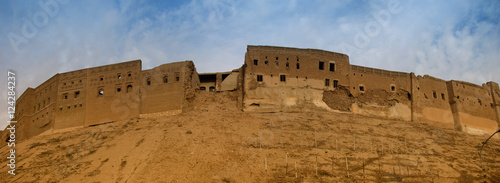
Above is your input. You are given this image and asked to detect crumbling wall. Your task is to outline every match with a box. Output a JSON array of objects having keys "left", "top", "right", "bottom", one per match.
[{"left": 447, "top": 80, "right": 499, "bottom": 135}]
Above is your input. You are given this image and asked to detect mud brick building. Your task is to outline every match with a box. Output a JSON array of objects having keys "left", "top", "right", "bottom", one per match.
[{"left": 2, "top": 45, "right": 499, "bottom": 143}]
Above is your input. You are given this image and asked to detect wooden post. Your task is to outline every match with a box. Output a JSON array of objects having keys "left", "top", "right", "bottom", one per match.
[
  {"left": 265, "top": 155, "right": 268, "bottom": 173},
  {"left": 345, "top": 156, "right": 349, "bottom": 178}
]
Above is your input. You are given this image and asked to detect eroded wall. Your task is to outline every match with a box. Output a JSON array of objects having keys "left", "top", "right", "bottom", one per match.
[
  {"left": 412, "top": 75, "right": 454, "bottom": 126},
  {"left": 243, "top": 45, "right": 350, "bottom": 111}
]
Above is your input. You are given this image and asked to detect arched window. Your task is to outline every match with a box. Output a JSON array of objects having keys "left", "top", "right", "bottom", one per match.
[
  {"left": 98, "top": 88, "right": 104, "bottom": 96},
  {"left": 146, "top": 78, "right": 151, "bottom": 85},
  {"left": 209, "top": 86, "right": 215, "bottom": 92},
  {"left": 200, "top": 87, "right": 206, "bottom": 91},
  {"left": 127, "top": 85, "right": 133, "bottom": 93},
  {"left": 163, "top": 75, "right": 168, "bottom": 83}
]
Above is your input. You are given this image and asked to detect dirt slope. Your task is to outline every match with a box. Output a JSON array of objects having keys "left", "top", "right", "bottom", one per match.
[{"left": 0, "top": 91, "right": 499, "bottom": 182}]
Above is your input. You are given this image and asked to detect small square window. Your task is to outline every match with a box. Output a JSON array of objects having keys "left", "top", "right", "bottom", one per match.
[
  {"left": 391, "top": 86, "right": 396, "bottom": 92},
  {"left": 74, "top": 91, "right": 80, "bottom": 98},
  {"left": 319, "top": 61, "right": 324, "bottom": 70},
  {"left": 117, "top": 88, "right": 121, "bottom": 92},
  {"left": 359, "top": 86, "right": 365, "bottom": 92},
  {"left": 265, "top": 61, "right": 269, "bottom": 65},
  {"left": 118, "top": 74, "right": 122, "bottom": 79},
  {"left": 329, "top": 62, "right": 335, "bottom": 72},
  {"left": 257, "top": 75, "right": 263, "bottom": 82},
  {"left": 280, "top": 75, "right": 286, "bottom": 82},
  {"left": 286, "top": 62, "right": 289, "bottom": 68},
  {"left": 253, "top": 59, "right": 258, "bottom": 65}
]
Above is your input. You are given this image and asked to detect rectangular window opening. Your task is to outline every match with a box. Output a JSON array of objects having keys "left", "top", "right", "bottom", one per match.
[
  {"left": 257, "top": 75, "right": 263, "bottom": 82},
  {"left": 325, "top": 79, "right": 330, "bottom": 87},
  {"left": 280, "top": 75, "right": 286, "bottom": 82},
  {"left": 319, "top": 61, "right": 324, "bottom": 70},
  {"left": 253, "top": 59, "right": 258, "bottom": 65},
  {"left": 333, "top": 80, "right": 339, "bottom": 88},
  {"left": 329, "top": 62, "right": 335, "bottom": 72}
]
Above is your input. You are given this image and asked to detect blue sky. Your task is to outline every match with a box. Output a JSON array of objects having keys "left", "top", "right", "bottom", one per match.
[{"left": 1, "top": 0, "right": 500, "bottom": 130}]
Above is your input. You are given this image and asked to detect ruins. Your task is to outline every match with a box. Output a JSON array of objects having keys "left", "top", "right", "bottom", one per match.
[{"left": 2, "top": 45, "right": 499, "bottom": 143}]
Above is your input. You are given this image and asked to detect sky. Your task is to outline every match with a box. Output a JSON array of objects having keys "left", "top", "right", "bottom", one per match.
[{"left": 1, "top": 0, "right": 500, "bottom": 130}]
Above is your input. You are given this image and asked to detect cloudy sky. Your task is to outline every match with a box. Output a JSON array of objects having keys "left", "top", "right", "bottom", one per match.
[{"left": 1, "top": 0, "right": 499, "bottom": 130}]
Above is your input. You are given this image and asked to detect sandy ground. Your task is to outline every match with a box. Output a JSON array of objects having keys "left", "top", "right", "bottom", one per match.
[{"left": 0, "top": 91, "right": 499, "bottom": 182}]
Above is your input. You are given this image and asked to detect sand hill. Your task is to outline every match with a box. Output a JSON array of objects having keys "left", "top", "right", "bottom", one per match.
[{"left": 0, "top": 91, "right": 499, "bottom": 182}]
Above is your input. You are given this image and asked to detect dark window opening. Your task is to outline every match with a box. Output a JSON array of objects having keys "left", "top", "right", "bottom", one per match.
[
  {"left": 359, "top": 86, "right": 365, "bottom": 92},
  {"left": 209, "top": 86, "right": 215, "bottom": 92},
  {"left": 163, "top": 75, "right": 168, "bottom": 83},
  {"left": 275, "top": 61, "right": 279, "bottom": 67},
  {"left": 117, "top": 88, "right": 121, "bottom": 92},
  {"left": 329, "top": 62, "right": 335, "bottom": 72},
  {"left": 146, "top": 78, "right": 151, "bottom": 85},
  {"left": 63, "top": 93, "right": 68, "bottom": 100},
  {"left": 63, "top": 82, "right": 66, "bottom": 85},
  {"left": 391, "top": 86, "right": 396, "bottom": 92},
  {"left": 127, "top": 85, "right": 132, "bottom": 93},
  {"left": 253, "top": 59, "right": 258, "bottom": 65},
  {"left": 200, "top": 87, "right": 206, "bottom": 91},
  {"left": 286, "top": 62, "right": 289, "bottom": 68},
  {"left": 100, "top": 76, "right": 103, "bottom": 81},
  {"left": 319, "top": 61, "right": 324, "bottom": 70},
  {"left": 333, "top": 80, "right": 339, "bottom": 88},
  {"left": 325, "top": 79, "right": 330, "bottom": 86},
  {"left": 128, "top": 72, "right": 132, "bottom": 77},
  {"left": 286, "top": 58, "right": 289, "bottom": 60},
  {"left": 296, "top": 63, "right": 300, "bottom": 69},
  {"left": 257, "top": 75, "right": 263, "bottom": 82},
  {"left": 118, "top": 74, "right": 122, "bottom": 79},
  {"left": 433, "top": 91, "right": 437, "bottom": 98},
  {"left": 265, "top": 61, "right": 269, "bottom": 65},
  {"left": 74, "top": 91, "right": 80, "bottom": 98},
  {"left": 276, "top": 57, "right": 279, "bottom": 60},
  {"left": 280, "top": 75, "right": 286, "bottom": 82},
  {"left": 98, "top": 88, "right": 104, "bottom": 96},
  {"left": 176, "top": 76, "right": 180, "bottom": 81}
]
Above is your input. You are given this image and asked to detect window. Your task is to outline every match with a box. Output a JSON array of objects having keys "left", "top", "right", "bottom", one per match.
[
  {"left": 265, "top": 61, "right": 269, "bottom": 65},
  {"left": 433, "top": 91, "right": 437, "bottom": 98},
  {"left": 333, "top": 80, "right": 339, "bottom": 88},
  {"left": 118, "top": 74, "right": 122, "bottom": 79},
  {"left": 280, "top": 75, "right": 286, "bottom": 82},
  {"left": 127, "top": 85, "right": 132, "bottom": 93},
  {"left": 146, "top": 78, "right": 151, "bottom": 85},
  {"left": 128, "top": 72, "right": 132, "bottom": 77},
  {"left": 257, "top": 75, "right": 263, "bottom": 82},
  {"left": 359, "top": 86, "right": 365, "bottom": 92},
  {"left": 391, "top": 86, "right": 396, "bottom": 92},
  {"left": 441, "top": 93, "right": 445, "bottom": 100},
  {"left": 74, "top": 91, "right": 80, "bottom": 98},
  {"left": 276, "top": 57, "right": 279, "bottom": 60},
  {"left": 253, "top": 59, "right": 258, "bottom": 65},
  {"left": 325, "top": 79, "right": 330, "bottom": 86},
  {"left": 319, "top": 61, "right": 324, "bottom": 70},
  {"left": 98, "top": 88, "right": 104, "bottom": 96},
  {"left": 209, "top": 86, "right": 215, "bottom": 92},
  {"left": 296, "top": 63, "right": 300, "bottom": 69},
  {"left": 63, "top": 93, "right": 68, "bottom": 100},
  {"left": 329, "top": 62, "right": 335, "bottom": 72},
  {"left": 175, "top": 72, "right": 180, "bottom": 81},
  {"left": 200, "top": 86, "right": 206, "bottom": 91},
  {"left": 286, "top": 62, "right": 289, "bottom": 68},
  {"left": 275, "top": 61, "right": 279, "bottom": 67},
  {"left": 117, "top": 87, "right": 121, "bottom": 92},
  {"left": 100, "top": 76, "right": 104, "bottom": 81},
  {"left": 163, "top": 75, "right": 168, "bottom": 83}
]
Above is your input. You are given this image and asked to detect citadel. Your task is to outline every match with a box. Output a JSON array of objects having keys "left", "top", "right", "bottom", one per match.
[{"left": 2, "top": 45, "right": 500, "bottom": 143}]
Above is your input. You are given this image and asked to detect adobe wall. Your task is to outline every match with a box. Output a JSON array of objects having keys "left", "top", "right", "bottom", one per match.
[
  {"left": 486, "top": 82, "right": 500, "bottom": 124},
  {"left": 243, "top": 45, "right": 350, "bottom": 111},
  {"left": 85, "top": 60, "right": 141, "bottom": 126},
  {"left": 140, "top": 61, "right": 195, "bottom": 115},
  {"left": 348, "top": 65, "right": 412, "bottom": 121},
  {"left": 55, "top": 70, "right": 87, "bottom": 129},
  {"left": 447, "top": 80, "right": 499, "bottom": 134},
  {"left": 412, "top": 75, "right": 454, "bottom": 126}
]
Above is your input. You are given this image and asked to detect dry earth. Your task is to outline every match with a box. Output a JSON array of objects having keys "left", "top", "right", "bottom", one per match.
[{"left": 0, "top": 91, "right": 499, "bottom": 182}]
